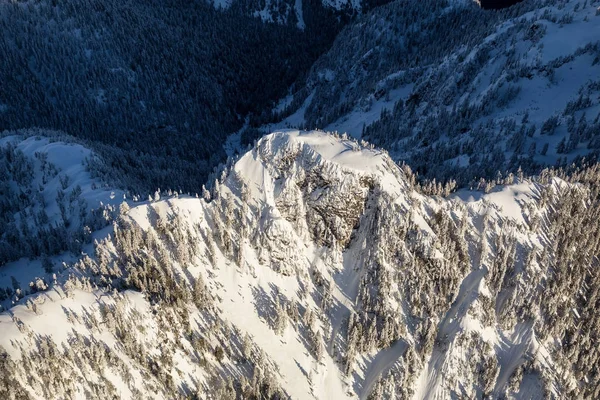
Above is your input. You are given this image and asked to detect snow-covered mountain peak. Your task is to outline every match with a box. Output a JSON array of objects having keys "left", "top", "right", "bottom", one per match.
[
  {"left": 235, "top": 130, "right": 409, "bottom": 199},
  {"left": 223, "top": 130, "right": 420, "bottom": 261},
  {"left": 2, "top": 130, "right": 600, "bottom": 399}
]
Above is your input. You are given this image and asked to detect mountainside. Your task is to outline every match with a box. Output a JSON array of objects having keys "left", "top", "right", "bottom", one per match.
[
  {"left": 0, "top": 0, "right": 344, "bottom": 194},
  {"left": 0, "top": 131, "right": 123, "bottom": 270},
  {"left": 2, "top": 130, "right": 600, "bottom": 399},
  {"left": 264, "top": 0, "right": 600, "bottom": 185}
]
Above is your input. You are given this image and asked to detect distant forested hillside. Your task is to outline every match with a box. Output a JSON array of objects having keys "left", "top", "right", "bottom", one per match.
[
  {"left": 267, "top": 0, "right": 600, "bottom": 187},
  {"left": 0, "top": 0, "right": 345, "bottom": 194}
]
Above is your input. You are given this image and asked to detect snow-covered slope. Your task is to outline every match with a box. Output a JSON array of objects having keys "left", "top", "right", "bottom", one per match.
[
  {"left": 1, "top": 130, "right": 600, "bottom": 399},
  {"left": 267, "top": 0, "right": 600, "bottom": 184},
  {"left": 0, "top": 131, "right": 124, "bottom": 309}
]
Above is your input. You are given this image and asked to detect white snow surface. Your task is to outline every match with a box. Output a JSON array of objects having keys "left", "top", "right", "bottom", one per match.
[
  {"left": 0, "top": 131, "right": 574, "bottom": 399},
  {"left": 0, "top": 135, "right": 124, "bottom": 298}
]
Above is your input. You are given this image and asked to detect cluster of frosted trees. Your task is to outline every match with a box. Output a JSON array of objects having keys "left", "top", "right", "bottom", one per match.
[{"left": 0, "top": 138, "right": 117, "bottom": 304}]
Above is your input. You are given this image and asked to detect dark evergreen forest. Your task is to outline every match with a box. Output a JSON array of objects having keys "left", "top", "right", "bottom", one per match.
[{"left": 0, "top": 0, "right": 347, "bottom": 193}]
